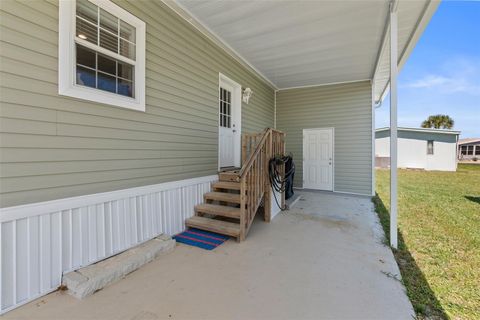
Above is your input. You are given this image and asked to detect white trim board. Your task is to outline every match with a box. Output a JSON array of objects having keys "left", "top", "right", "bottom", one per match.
[
  {"left": 376, "top": 127, "right": 461, "bottom": 135},
  {"left": 373, "top": 0, "right": 440, "bottom": 104},
  {"left": 0, "top": 175, "right": 217, "bottom": 314},
  {"left": 277, "top": 79, "right": 371, "bottom": 92},
  {"left": 0, "top": 175, "right": 218, "bottom": 223}
]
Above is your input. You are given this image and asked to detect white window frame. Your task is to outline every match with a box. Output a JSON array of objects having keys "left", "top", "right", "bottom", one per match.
[{"left": 59, "top": 0, "right": 146, "bottom": 111}]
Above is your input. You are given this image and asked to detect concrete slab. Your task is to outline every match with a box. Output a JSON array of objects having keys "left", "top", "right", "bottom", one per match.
[
  {"left": 63, "top": 235, "right": 175, "bottom": 299},
  {"left": 5, "top": 191, "right": 414, "bottom": 320}
]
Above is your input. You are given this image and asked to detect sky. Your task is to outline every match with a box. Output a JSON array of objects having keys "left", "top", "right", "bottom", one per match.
[{"left": 376, "top": 1, "right": 480, "bottom": 138}]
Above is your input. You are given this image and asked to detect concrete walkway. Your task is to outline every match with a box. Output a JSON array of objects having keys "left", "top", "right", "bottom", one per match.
[{"left": 5, "top": 191, "right": 414, "bottom": 320}]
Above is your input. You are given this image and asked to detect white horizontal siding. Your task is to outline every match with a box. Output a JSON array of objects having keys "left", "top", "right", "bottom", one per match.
[
  {"left": 276, "top": 81, "right": 373, "bottom": 195},
  {"left": 0, "top": 0, "right": 274, "bottom": 208}
]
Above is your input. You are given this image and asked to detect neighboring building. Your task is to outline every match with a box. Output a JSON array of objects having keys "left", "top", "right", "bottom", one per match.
[
  {"left": 458, "top": 138, "right": 480, "bottom": 161},
  {"left": 375, "top": 127, "right": 460, "bottom": 171},
  {"left": 0, "top": 0, "right": 438, "bottom": 314}
]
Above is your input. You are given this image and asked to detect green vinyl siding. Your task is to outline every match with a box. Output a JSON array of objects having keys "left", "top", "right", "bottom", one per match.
[
  {"left": 276, "top": 81, "right": 373, "bottom": 195},
  {"left": 0, "top": 0, "right": 274, "bottom": 207}
]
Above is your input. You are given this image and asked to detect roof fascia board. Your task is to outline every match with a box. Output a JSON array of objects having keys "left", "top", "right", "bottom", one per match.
[
  {"left": 162, "top": 0, "right": 278, "bottom": 90},
  {"left": 374, "top": 0, "right": 441, "bottom": 104},
  {"left": 376, "top": 127, "right": 461, "bottom": 135},
  {"left": 371, "top": 1, "right": 394, "bottom": 80},
  {"left": 458, "top": 139, "right": 480, "bottom": 145},
  {"left": 398, "top": 0, "right": 440, "bottom": 71}
]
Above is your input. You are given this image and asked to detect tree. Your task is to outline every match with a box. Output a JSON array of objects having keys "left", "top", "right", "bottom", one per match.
[{"left": 421, "top": 114, "right": 454, "bottom": 129}]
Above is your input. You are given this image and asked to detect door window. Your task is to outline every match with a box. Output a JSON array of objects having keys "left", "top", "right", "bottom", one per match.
[{"left": 219, "top": 87, "right": 232, "bottom": 128}]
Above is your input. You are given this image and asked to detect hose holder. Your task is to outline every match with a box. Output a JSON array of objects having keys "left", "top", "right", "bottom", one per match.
[{"left": 268, "top": 153, "right": 295, "bottom": 211}]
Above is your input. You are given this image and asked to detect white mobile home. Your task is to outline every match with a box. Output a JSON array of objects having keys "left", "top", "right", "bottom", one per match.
[
  {"left": 375, "top": 127, "right": 460, "bottom": 171},
  {"left": 458, "top": 138, "right": 480, "bottom": 161}
]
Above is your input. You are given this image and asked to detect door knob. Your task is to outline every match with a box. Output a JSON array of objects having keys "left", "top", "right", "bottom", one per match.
[{"left": 233, "top": 129, "right": 237, "bottom": 133}]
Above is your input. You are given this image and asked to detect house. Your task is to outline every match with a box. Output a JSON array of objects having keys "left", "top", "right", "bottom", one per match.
[
  {"left": 458, "top": 138, "right": 480, "bottom": 161},
  {"left": 375, "top": 127, "right": 460, "bottom": 171},
  {"left": 0, "top": 0, "right": 438, "bottom": 314}
]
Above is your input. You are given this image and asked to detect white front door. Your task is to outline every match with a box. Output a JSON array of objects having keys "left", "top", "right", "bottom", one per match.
[
  {"left": 218, "top": 74, "right": 241, "bottom": 168},
  {"left": 303, "top": 128, "right": 334, "bottom": 190}
]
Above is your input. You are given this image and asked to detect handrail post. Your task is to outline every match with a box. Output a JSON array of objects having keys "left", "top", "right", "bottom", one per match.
[
  {"left": 239, "top": 177, "right": 247, "bottom": 241},
  {"left": 264, "top": 130, "right": 272, "bottom": 222},
  {"left": 241, "top": 133, "right": 247, "bottom": 165},
  {"left": 281, "top": 133, "right": 286, "bottom": 209}
]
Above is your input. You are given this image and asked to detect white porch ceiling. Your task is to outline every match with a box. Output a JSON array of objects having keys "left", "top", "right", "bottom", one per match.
[{"left": 172, "top": 0, "right": 439, "bottom": 101}]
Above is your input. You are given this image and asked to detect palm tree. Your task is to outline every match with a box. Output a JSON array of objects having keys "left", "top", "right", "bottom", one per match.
[{"left": 421, "top": 114, "right": 454, "bottom": 129}]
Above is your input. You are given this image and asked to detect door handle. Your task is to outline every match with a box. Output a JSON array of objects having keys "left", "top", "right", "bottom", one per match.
[{"left": 232, "top": 129, "right": 237, "bottom": 133}]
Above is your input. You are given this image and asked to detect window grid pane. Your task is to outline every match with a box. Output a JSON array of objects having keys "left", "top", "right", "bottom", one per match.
[
  {"left": 219, "top": 88, "right": 232, "bottom": 128},
  {"left": 76, "top": 17, "right": 98, "bottom": 45},
  {"left": 75, "top": 0, "right": 137, "bottom": 99},
  {"left": 77, "top": 0, "right": 97, "bottom": 24}
]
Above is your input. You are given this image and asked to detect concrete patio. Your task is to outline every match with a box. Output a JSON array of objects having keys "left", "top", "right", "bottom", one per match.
[{"left": 4, "top": 191, "right": 413, "bottom": 320}]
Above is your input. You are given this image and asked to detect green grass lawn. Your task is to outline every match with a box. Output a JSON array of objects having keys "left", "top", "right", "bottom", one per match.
[{"left": 375, "top": 164, "right": 480, "bottom": 320}]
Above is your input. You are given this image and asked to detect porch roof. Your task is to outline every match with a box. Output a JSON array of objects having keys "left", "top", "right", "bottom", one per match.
[{"left": 166, "top": 0, "right": 439, "bottom": 103}]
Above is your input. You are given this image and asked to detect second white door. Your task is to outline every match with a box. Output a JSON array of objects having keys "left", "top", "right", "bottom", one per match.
[{"left": 303, "top": 128, "right": 333, "bottom": 190}]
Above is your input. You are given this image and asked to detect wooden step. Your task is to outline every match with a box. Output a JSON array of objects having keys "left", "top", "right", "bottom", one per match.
[
  {"left": 195, "top": 203, "right": 241, "bottom": 219},
  {"left": 204, "top": 192, "right": 241, "bottom": 204},
  {"left": 219, "top": 170, "right": 240, "bottom": 182},
  {"left": 212, "top": 181, "right": 241, "bottom": 191},
  {"left": 185, "top": 216, "right": 240, "bottom": 237}
]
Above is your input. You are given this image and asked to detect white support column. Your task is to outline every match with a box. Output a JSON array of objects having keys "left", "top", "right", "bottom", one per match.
[
  {"left": 371, "top": 81, "right": 376, "bottom": 196},
  {"left": 389, "top": 2, "right": 398, "bottom": 249}
]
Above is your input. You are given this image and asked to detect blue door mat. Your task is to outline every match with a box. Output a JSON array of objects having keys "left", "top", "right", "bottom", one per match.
[{"left": 173, "top": 228, "right": 229, "bottom": 250}]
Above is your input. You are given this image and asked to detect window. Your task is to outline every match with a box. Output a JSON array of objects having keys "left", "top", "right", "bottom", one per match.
[
  {"left": 219, "top": 87, "right": 232, "bottom": 128},
  {"left": 467, "top": 145, "right": 474, "bottom": 155},
  {"left": 59, "top": 0, "right": 146, "bottom": 111},
  {"left": 427, "top": 140, "right": 434, "bottom": 155},
  {"left": 461, "top": 145, "right": 468, "bottom": 155},
  {"left": 475, "top": 145, "right": 480, "bottom": 155}
]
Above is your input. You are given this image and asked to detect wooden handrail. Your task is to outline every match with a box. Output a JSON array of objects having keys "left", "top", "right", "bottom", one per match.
[
  {"left": 238, "top": 128, "right": 285, "bottom": 240},
  {"left": 238, "top": 128, "right": 270, "bottom": 178}
]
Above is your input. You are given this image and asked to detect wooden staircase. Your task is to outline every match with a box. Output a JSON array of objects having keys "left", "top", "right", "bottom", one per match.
[{"left": 185, "top": 128, "right": 285, "bottom": 242}]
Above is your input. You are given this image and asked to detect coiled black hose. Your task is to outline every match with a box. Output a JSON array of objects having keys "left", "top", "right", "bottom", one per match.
[{"left": 268, "top": 154, "right": 295, "bottom": 210}]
